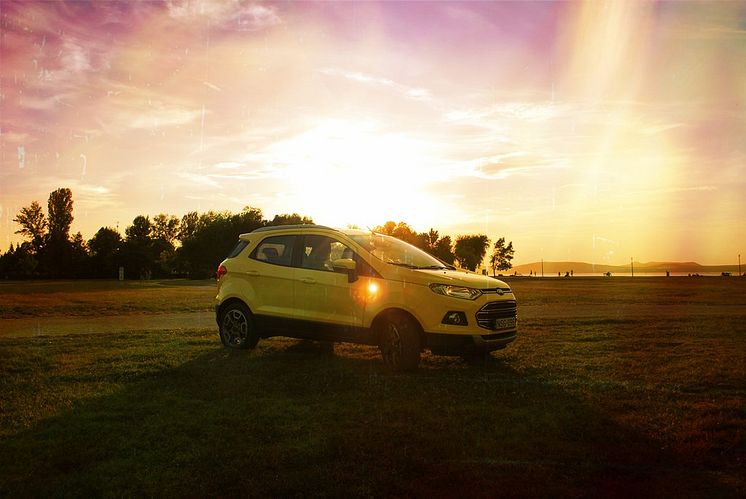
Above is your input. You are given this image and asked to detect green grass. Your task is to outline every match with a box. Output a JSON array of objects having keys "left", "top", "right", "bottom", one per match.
[
  {"left": 1, "top": 277, "right": 744, "bottom": 497},
  {"left": 0, "top": 279, "right": 215, "bottom": 318}
]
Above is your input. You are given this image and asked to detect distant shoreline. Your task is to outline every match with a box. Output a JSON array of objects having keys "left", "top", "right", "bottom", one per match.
[
  {"left": 508, "top": 261, "right": 742, "bottom": 276},
  {"left": 499, "top": 272, "right": 743, "bottom": 278}
]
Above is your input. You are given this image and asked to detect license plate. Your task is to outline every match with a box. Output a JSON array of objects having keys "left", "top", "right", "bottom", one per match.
[{"left": 493, "top": 317, "right": 516, "bottom": 330}]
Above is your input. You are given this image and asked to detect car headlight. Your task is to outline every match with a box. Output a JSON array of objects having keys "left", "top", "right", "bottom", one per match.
[{"left": 429, "top": 283, "right": 482, "bottom": 300}]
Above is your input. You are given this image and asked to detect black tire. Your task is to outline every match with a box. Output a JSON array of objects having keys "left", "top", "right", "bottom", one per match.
[
  {"left": 378, "top": 312, "right": 421, "bottom": 371},
  {"left": 219, "top": 302, "right": 259, "bottom": 350}
]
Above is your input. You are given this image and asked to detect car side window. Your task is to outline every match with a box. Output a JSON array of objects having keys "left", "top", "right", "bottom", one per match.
[
  {"left": 301, "top": 235, "right": 357, "bottom": 272},
  {"left": 300, "top": 235, "right": 381, "bottom": 277},
  {"left": 301, "top": 235, "right": 343, "bottom": 271},
  {"left": 250, "top": 235, "right": 295, "bottom": 267}
]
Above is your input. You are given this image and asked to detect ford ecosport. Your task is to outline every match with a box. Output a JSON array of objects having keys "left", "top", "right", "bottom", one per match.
[{"left": 215, "top": 225, "right": 517, "bottom": 370}]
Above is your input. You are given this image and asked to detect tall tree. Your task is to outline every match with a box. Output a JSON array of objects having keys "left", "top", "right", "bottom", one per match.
[
  {"left": 490, "top": 237, "right": 515, "bottom": 276},
  {"left": 88, "top": 227, "right": 123, "bottom": 278},
  {"left": 45, "top": 188, "right": 75, "bottom": 277},
  {"left": 178, "top": 211, "right": 200, "bottom": 242},
  {"left": 47, "top": 188, "right": 74, "bottom": 241},
  {"left": 0, "top": 242, "right": 38, "bottom": 278},
  {"left": 13, "top": 201, "right": 47, "bottom": 253},
  {"left": 125, "top": 215, "right": 152, "bottom": 243},
  {"left": 152, "top": 214, "right": 180, "bottom": 246},
  {"left": 454, "top": 234, "right": 490, "bottom": 272},
  {"left": 433, "top": 235, "right": 455, "bottom": 265},
  {"left": 374, "top": 221, "right": 420, "bottom": 247},
  {"left": 70, "top": 232, "right": 90, "bottom": 277},
  {"left": 420, "top": 229, "right": 440, "bottom": 253},
  {"left": 268, "top": 213, "right": 313, "bottom": 226},
  {"left": 122, "top": 216, "right": 154, "bottom": 278}
]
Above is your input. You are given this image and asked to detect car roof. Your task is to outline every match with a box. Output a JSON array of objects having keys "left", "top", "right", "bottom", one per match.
[{"left": 238, "top": 225, "right": 374, "bottom": 241}]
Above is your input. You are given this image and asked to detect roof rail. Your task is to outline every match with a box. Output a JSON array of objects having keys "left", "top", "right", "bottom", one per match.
[{"left": 250, "top": 224, "right": 334, "bottom": 233}]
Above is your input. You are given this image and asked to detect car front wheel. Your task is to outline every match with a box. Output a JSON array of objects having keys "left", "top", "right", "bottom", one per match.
[
  {"left": 379, "top": 312, "right": 421, "bottom": 371},
  {"left": 219, "top": 302, "right": 259, "bottom": 350}
]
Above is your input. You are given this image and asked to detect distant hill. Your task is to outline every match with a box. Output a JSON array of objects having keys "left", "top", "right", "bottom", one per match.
[{"left": 508, "top": 261, "right": 740, "bottom": 275}]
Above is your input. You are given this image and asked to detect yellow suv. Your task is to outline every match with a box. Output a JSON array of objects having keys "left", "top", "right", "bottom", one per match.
[{"left": 215, "top": 225, "right": 517, "bottom": 370}]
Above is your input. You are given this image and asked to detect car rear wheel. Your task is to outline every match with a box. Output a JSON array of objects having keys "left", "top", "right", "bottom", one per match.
[
  {"left": 219, "top": 302, "right": 259, "bottom": 350},
  {"left": 379, "top": 312, "right": 421, "bottom": 371}
]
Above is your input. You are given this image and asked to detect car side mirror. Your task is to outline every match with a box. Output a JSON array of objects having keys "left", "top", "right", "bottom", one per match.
[{"left": 332, "top": 258, "right": 358, "bottom": 283}]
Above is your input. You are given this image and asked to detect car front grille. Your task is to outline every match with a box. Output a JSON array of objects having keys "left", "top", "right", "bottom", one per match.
[{"left": 476, "top": 300, "right": 517, "bottom": 330}]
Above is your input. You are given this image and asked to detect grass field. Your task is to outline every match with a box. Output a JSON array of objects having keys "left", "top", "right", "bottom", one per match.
[{"left": 1, "top": 277, "right": 744, "bottom": 497}]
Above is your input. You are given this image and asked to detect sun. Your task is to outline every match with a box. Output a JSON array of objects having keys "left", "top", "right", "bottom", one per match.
[{"left": 272, "top": 119, "right": 446, "bottom": 229}]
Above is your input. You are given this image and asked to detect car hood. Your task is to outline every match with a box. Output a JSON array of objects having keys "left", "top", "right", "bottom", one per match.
[{"left": 392, "top": 267, "right": 511, "bottom": 290}]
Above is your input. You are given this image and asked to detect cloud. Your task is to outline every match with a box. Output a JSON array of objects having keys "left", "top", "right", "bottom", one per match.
[
  {"left": 18, "top": 93, "right": 76, "bottom": 111},
  {"left": 176, "top": 172, "right": 221, "bottom": 188},
  {"left": 320, "top": 68, "right": 431, "bottom": 101},
  {"left": 127, "top": 105, "right": 203, "bottom": 130},
  {"left": 470, "top": 153, "right": 567, "bottom": 180},
  {"left": 166, "top": 0, "right": 281, "bottom": 31}
]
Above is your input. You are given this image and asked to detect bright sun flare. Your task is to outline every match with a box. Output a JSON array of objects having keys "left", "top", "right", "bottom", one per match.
[{"left": 269, "top": 119, "right": 447, "bottom": 229}]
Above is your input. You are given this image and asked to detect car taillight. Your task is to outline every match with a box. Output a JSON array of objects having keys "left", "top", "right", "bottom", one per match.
[{"left": 216, "top": 264, "right": 227, "bottom": 281}]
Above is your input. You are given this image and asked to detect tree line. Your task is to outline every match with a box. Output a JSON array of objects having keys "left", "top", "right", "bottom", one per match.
[{"left": 1, "top": 188, "right": 514, "bottom": 280}]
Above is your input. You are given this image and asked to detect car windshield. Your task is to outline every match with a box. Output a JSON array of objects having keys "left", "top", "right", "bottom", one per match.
[{"left": 350, "top": 233, "right": 447, "bottom": 269}]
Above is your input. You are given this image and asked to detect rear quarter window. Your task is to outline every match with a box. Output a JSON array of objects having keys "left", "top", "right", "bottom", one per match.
[{"left": 226, "top": 240, "right": 249, "bottom": 258}]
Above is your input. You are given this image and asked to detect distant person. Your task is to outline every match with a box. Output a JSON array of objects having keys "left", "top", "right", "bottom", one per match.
[
  {"left": 571, "top": 270, "right": 574, "bottom": 277},
  {"left": 558, "top": 272, "right": 561, "bottom": 277},
  {"left": 564, "top": 271, "right": 570, "bottom": 277}
]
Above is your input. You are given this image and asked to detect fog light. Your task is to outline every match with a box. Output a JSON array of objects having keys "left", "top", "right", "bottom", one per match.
[{"left": 442, "top": 311, "right": 468, "bottom": 326}]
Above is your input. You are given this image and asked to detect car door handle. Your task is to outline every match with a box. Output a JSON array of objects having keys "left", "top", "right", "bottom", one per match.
[
  {"left": 245, "top": 270, "right": 260, "bottom": 276},
  {"left": 300, "top": 277, "right": 316, "bottom": 284}
]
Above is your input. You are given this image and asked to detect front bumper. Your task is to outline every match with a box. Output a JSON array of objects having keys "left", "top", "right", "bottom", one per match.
[{"left": 422, "top": 297, "right": 517, "bottom": 355}]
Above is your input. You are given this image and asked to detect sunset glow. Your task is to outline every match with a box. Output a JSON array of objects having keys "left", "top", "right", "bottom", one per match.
[{"left": 1, "top": 1, "right": 744, "bottom": 265}]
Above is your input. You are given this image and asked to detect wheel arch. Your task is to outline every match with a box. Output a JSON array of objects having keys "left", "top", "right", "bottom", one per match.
[
  {"left": 216, "top": 297, "right": 252, "bottom": 322},
  {"left": 370, "top": 307, "right": 425, "bottom": 345}
]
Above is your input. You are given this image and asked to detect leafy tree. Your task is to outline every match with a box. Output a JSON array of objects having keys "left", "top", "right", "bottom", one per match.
[
  {"left": 47, "top": 188, "right": 74, "bottom": 241},
  {"left": 417, "top": 228, "right": 455, "bottom": 265},
  {"left": 374, "top": 221, "right": 420, "bottom": 247},
  {"left": 432, "top": 235, "right": 455, "bottom": 265},
  {"left": 268, "top": 213, "right": 313, "bottom": 226},
  {"left": 178, "top": 211, "right": 200, "bottom": 241},
  {"left": 13, "top": 201, "right": 47, "bottom": 254},
  {"left": 176, "top": 207, "right": 265, "bottom": 278},
  {"left": 151, "top": 214, "right": 180, "bottom": 276},
  {"left": 45, "top": 188, "right": 76, "bottom": 277},
  {"left": 122, "top": 216, "right": 155, "bottom": 279},
  {"left": 420, "top": 229, "right": 440, "bottom": 253},
  {"left": 88, "top": 227, "right": 123, "bottom": 278},
  {"left": 454, "top": 234, "right": 490, "bottom": 272},
  {"left": 0, "top": 242, "right": 38, "bottom": 278},
  {"left": 70, "top": 232, "right": 90, "bottom": 277},
  {"left": 125, "top": 215, "right": 152, "bottom": 243},
  {"left": 152, "top": 214, "right": 180, "bottom": 246},
  {"left": 489, "top": 237, "right": 515, "bottom": 275}
]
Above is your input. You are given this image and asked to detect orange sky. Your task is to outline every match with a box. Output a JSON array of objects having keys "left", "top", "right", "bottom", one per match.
[{"left": 1, "top": 1, "right": 744, "bottom": 265}]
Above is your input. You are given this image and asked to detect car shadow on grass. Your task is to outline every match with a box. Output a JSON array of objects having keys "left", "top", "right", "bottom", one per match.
[{"left": 0, "top": 338, "right": 739, "bottom": 498}]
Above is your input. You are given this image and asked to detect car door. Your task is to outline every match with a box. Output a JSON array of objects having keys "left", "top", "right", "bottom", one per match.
[
  {"left": 246, "top": 234, "right": 297, "bottom": 319},
  {"left": 294, "top": 234, "right": 363, "bottom": 333}
]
